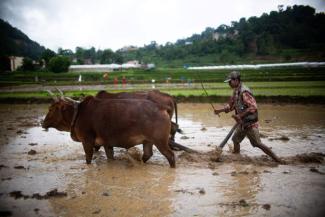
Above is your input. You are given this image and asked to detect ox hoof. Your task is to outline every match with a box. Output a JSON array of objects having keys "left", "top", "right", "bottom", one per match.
[
  {"left": 106, "top": 157, "right": 114, "bottom": 162},
  {"left": 170, "top": 163, "right": 176, "bottom": 168}
]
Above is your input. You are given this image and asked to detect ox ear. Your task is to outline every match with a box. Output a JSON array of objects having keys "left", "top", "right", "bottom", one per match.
[{"left": 46, "top": 90, "right": 59, "bottom": 102}]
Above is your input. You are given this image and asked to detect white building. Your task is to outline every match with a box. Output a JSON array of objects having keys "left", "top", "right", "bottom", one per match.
[
  {"left": 212, "top": 32, "right": 227, "bottom": 41},
  {"left": 69, "top": 61, "right": 143, "bottom": 72},
  {"left": 9, "top": 56, "right": 24, "bottom": 71},
  {"left": 69, "top": 64, "right": 121, "bottom": 72}
]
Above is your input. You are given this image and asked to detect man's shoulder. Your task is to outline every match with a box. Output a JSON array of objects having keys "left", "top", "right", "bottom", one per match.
[{"left": 240, "top": 83, "right": 252, "bottom": 94}]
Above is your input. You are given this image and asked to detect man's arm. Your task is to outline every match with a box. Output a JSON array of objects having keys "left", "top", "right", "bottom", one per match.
[
  {"left": 214, "top": 107, "right": 226, "bottom": 115},
  {"left": 214, "top": 96, "right": 234, "bottom": 115}
]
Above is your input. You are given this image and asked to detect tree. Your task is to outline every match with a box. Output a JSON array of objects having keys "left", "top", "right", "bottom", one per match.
[
  {"left": 75, "top": 47, "right": 84, "bottom": 64},
  {"left": 48, "top": 56, "right": 71, "bottom": 73},
  {"left": 100, "top": 49, "right": 115, "bottom": 64},
  {"left": 257, "top": 33, "right": 275, "bottom": 55},
  {"left": 0, "top": 57, "right": 11, "bottom": 72},
  {"left": 202, "top": 27, "right": 216, "bottom": 39},
  {"left": 41, "top": 49, "right": 56, "bottom": 67},
  {"left": 84, "top": 47, "right": 96, "bottom": 63},
  {"left": 58, "top": 49, "right": 73, "bottom": 56},
  {"left": 114, "top": 52, "right": 124, "bottom": 64},
  {"left": 21, "top": 57, "right": 35, "bottom": 71},
  {"left": 215, "top": 25, "right": 229, "bottom": 33}
]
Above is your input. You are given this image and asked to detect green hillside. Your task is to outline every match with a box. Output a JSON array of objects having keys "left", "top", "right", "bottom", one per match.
[
  {"left": 0, "top": 19, "right": 46, "bottom": 60},
  {"left": 118, "top": 5, "right": 325, "bottom": 67},
  {"left": 0, "top": 5, "right": 324, "bottom": 69}
]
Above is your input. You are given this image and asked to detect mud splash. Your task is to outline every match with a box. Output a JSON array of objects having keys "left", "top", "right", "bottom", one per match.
[{"left": 178, "top": 150, "right": 324, "bottom": 167}]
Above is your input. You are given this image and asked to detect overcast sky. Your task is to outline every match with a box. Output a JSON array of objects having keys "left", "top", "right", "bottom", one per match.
[{"left": 1, "top": 0, "right": 324, "bottom": 52}]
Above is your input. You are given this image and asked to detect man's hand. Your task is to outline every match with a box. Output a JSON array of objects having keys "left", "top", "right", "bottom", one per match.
[
  {"left": 214, "top": 109, "right": 224, "bottom": 115},
  {"left": 232, "top": 114, "right": 242, "bottom": 123}
]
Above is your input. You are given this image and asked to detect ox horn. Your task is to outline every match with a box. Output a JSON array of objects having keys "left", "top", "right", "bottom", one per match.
[
  {"left": 64, "top": 96, "right": 80, "bottom": 104},
  {"left": 46, "top": 90, "right": 59, "bottom": 102},
  {"left": 55, "top": 87, "right": 64, "bottom": 98},
  {"left": 54, "top": 87, "right": 80, "bottom": 103}
]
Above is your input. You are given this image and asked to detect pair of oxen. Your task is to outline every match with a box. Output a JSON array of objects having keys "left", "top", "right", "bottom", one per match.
[{"left": 42, "top": 89, "right": 181, "bottom": 168}]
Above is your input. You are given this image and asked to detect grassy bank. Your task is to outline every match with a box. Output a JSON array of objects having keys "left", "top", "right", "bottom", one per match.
[
  {"left": 1, "top": 67, "right": 325, "bottom": 86},
  {"left": 1, "top": 80, "right": 325, "bottom": 104},
  {"left": 1, "top": 67, "right": 325, "bottom": 104}
]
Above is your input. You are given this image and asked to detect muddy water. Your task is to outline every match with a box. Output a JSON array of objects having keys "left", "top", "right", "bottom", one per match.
[{"left": 0, "top": 103, "right": 324, "bottom": 217}]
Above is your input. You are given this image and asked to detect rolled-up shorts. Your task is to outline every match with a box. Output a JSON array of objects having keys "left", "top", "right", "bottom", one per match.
[{"left": 232, "top": 126, "right": 262, "bottom": 147}]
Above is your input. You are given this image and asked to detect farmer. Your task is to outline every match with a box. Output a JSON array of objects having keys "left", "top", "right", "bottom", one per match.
[
  {"left": 122, "top": 76, "right": 127, "bottom": 88},
  {"left": 214, "top": 71, "right": 282, "bottom": 163},
  {"left": 113, "top": 77, "right": 118, "bottom": 88}
]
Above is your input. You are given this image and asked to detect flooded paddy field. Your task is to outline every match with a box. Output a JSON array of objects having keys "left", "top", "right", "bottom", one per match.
[{"left": 0, "top": 103, "right": 324, "bottom": 217}]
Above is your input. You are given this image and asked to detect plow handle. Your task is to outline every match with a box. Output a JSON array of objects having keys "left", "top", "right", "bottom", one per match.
[{"left": 218, "top": 123, "right": 239, "bottom": 149}]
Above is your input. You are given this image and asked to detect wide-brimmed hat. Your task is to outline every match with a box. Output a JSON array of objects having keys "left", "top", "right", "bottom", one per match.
[{"left": 224, "top": 71, "right": 240, "bottom": 82}]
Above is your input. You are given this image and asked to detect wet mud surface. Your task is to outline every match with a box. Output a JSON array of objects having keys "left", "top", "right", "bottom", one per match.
[{"left": 0, "top": 103, "right": 325, "bottom": 217}]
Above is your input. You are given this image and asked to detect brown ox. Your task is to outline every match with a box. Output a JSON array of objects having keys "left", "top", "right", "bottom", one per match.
[
  {"left": 96, "top": 90, "right": 180, "bottom": 141},
  {"left": 42, "top": 96, "right": 175, "bottom": 168}
]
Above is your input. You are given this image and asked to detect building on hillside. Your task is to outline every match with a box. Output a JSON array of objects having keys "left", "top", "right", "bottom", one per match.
[
  {"left": 145, "top": 63, "right": 155, "bottom": 70},
  {"left": 226, "top": 30, "right": 239, "bottom": 40},
  {"left": 124, "top": 60, "right": 141, "bottom": 67},
  {"left": 9, "top": 56, "right": 24, "bottom": 71},
  {"left": 212, "top": 32, "right": 227, "bottom": 41},
  {"left": 83, "top": 58, "right": 93, "bottom": 65},
  {"left": 72, "top": 58, "right": 78, "bottom": 64},
  {"left": 212, "top": 30, "right": 239, "bottom": 41},
  {"left": 120, "top": 46, "right": 138, "bottom": 52}
]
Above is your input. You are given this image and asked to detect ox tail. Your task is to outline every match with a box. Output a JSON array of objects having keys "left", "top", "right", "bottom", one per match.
[
  {"left": 173, "top": 98, "right": 184, "bottom": 134},
  {"left": 173, "top": 98, "right": 178, "bottom": 125}
]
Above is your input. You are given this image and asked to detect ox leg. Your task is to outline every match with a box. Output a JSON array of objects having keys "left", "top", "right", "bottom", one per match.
[
  {"left": 94, "top": 145, "right": 101, "bottom": 152},
  {"left": 142, "top": 142, "right": 153, "bottom": 163},
  {"left": 82, "top": 142, "right": 94, "bottom": 164},
  {"left": 104, "top": 145, "right": 114, "bottom": 160},
  {"left": 170, "top": 122, "right": 178, "bottom": 142},
  {"left": 155, "top": 143, "right": 176, "bottom": 168}
]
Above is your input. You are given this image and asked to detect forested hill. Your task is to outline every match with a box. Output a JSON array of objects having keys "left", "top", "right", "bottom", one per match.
[
  {"left": 1, "top": 5, "right": 324, "bottom": 67},
  {"left": 119, "top": 5, "right": 325, "bottom": 67},
  {"left": 0, "top": 19, "right": 45, "bottom": 60}
]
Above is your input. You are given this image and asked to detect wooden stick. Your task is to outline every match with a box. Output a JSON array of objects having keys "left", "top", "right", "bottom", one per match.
[
  {"left": 169, "top": 140, "right": 198, "bottom": 153},
  {"left": 218, "top": 123, "right": 239, "bottom": 149}
]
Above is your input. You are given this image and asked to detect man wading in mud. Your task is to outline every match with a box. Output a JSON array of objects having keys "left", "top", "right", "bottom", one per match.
[{"left": 214, "top": 71, "right": 283, "bottom": 163}]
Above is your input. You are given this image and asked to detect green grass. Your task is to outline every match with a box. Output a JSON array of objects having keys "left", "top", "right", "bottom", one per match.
[
  {"left": 1, "top": 67, "right": 325, "bottom": 86},
  {"left": 1, "top": 81, "right": 324, "bottom": 99},
  {"left": 164, "top": 87, "right": 325, "bottom": 97},
  {"left": 1, "top": 67, "right": 325, "bottom": 103}
]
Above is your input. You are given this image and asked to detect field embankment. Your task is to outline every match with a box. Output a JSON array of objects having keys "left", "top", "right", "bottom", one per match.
[{"left": 1, "top": 67, "right": 325, "bottom": 104}]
